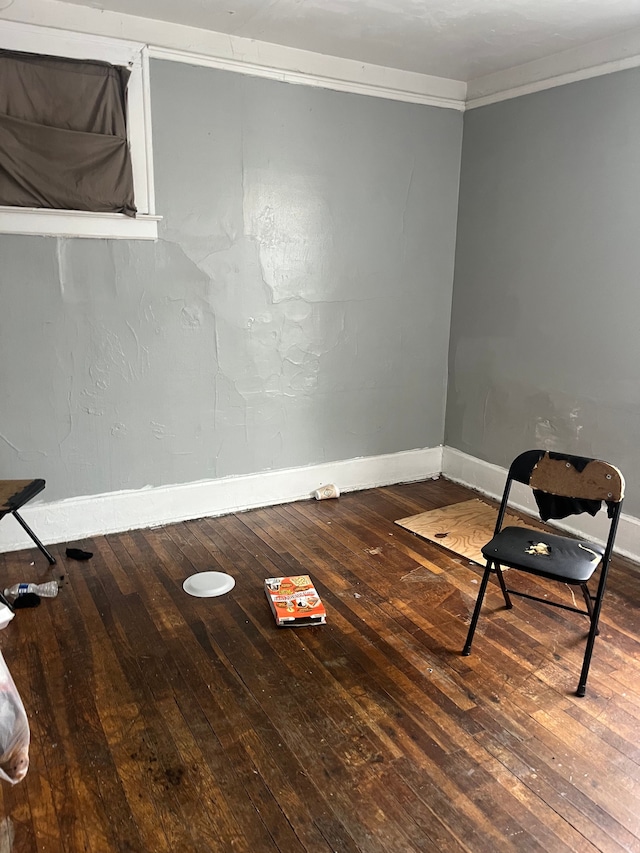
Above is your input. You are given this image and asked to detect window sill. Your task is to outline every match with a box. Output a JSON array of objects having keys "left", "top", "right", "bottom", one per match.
[{"left": 0, "top": 206, "right": 161, "bottom": 240}]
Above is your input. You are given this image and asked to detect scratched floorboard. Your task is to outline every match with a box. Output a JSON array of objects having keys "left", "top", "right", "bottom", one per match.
[{"left": 0, "top": 478, "right": 639, "bottom": 852}]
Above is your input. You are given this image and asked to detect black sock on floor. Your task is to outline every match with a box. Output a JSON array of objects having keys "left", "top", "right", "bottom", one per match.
[
  {"left": 65, "top": 547, "right": 93, "bottom": 561},
  {"left": 13, "top": 593, "right": 41, "bottom": 609}
]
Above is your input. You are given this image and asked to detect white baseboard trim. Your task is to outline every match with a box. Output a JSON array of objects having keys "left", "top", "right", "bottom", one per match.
[
  {"left": 7, "top": 445, "right": 637, "bottom": 565},
  {"left": 0, "top": 446, "right": 443, "bottom": 554},
  {"left": 442, "top": 446, "right": 640, "bottom": 565}
]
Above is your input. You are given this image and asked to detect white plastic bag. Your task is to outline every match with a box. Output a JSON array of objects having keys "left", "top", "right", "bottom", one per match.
[
  {"left": 0, "top": 651, "right": 29, "bottom": 784},
  {"left": 0, "top": 604, "right": 15, "bottom": 631}
]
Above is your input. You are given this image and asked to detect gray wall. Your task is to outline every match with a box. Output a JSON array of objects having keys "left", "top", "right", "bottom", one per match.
[
  {"left": 0, "top": 61, "right": 462, "bottom": 502},
  {"left": 447, "top": 68, "right": 640, "bottom": 514}
]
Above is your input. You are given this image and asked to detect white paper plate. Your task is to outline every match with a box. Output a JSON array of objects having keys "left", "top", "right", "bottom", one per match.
[{"left": 182, "top": 571, "right": 236, "bottom": 597}]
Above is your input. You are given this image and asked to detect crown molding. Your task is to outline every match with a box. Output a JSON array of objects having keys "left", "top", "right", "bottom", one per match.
[
  {"left": 3, "top": 0, "right": 640, "bottom": 113},
  {"left": 466, "top": 25, "right": 640, "bottom": 109},
  {"left": 0, "top": 0, "right": 466, "bottom": 110},
  {"left": 146, "top": 45, "right": 465, "bottom": 110}
]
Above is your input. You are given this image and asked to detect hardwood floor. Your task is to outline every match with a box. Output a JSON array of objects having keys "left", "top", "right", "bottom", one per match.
[{"left": 1, "top": 477, "right": 639, "bottom": 852}]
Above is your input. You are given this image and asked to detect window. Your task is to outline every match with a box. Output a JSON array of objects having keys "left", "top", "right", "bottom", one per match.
[{"left": 0, "top": 21, "right": 159, "bottom": 240}]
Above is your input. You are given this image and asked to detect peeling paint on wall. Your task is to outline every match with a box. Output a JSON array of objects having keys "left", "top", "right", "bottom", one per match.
[{"left": 0, "top": 62, "right": 462, "bottom": 502}]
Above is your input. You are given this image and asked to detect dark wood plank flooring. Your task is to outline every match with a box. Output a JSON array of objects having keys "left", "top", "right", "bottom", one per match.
[{"left": 1, "top": 478, "right": 639, "bottom": 852}]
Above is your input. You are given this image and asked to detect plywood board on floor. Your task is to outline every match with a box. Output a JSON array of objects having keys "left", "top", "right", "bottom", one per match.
[{"left": 395, "top": 498, "right": 540, "bottom": 564}]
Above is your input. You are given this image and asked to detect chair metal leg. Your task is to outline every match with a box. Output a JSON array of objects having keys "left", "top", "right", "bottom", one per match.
[
  {"left": 577, "top": 616, "right": 600, "bottom": 698},
  {"left": 580, "top": 583, "right": 594, "bottom": 619},
  {"left": 12, "top": 511, "right": 56, "bottom": 565},
  {"left": 495, "top": 563, "right": 513, "bottom": 609},
  {"left": 580, "top": 583, "right": 599, "bottom": 636},
  {"left": 577, "top": 582, "right": 608, "bottom": 697},
  {"left": 462, "top": 562, "right": 493, "bottom": 655}
]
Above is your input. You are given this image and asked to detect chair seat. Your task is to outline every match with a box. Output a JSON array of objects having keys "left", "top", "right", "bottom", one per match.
[
  {"left": 0, "top": 478, "right": 55, "bottom": 569},
  {"left": 481, "top": 526, "right": 604, "bottom": 583},
  {"left": 0, "top": 479, "right": 46, "bottom": 517}
]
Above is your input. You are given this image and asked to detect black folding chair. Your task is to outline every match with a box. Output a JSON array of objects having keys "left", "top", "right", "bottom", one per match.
[{"left": 462, "top": 450, "right": 624, "bottom": 697}]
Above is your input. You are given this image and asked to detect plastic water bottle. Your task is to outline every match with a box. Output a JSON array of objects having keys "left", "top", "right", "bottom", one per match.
[{"left": 3, "top": 581, "right": 59, "bottom": 598}]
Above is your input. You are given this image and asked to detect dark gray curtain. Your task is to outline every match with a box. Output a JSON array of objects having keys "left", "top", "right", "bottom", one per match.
[{"left": 0, "top": 49, "right": 136, "bottom": 216}]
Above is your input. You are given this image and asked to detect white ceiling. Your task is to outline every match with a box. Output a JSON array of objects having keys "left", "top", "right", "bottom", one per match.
[{"left": 53, "top": 0, "right": 640, "bottom": 81}]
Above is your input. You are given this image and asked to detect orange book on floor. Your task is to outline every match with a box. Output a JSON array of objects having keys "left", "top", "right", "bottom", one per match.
[{"left": 264, "top": 575, "right": 327, "bottom": 627}]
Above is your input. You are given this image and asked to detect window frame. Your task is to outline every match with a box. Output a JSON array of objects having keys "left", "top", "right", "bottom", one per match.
[{"left": 0, "top": 20, "right": 159, "bottom": 239}]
